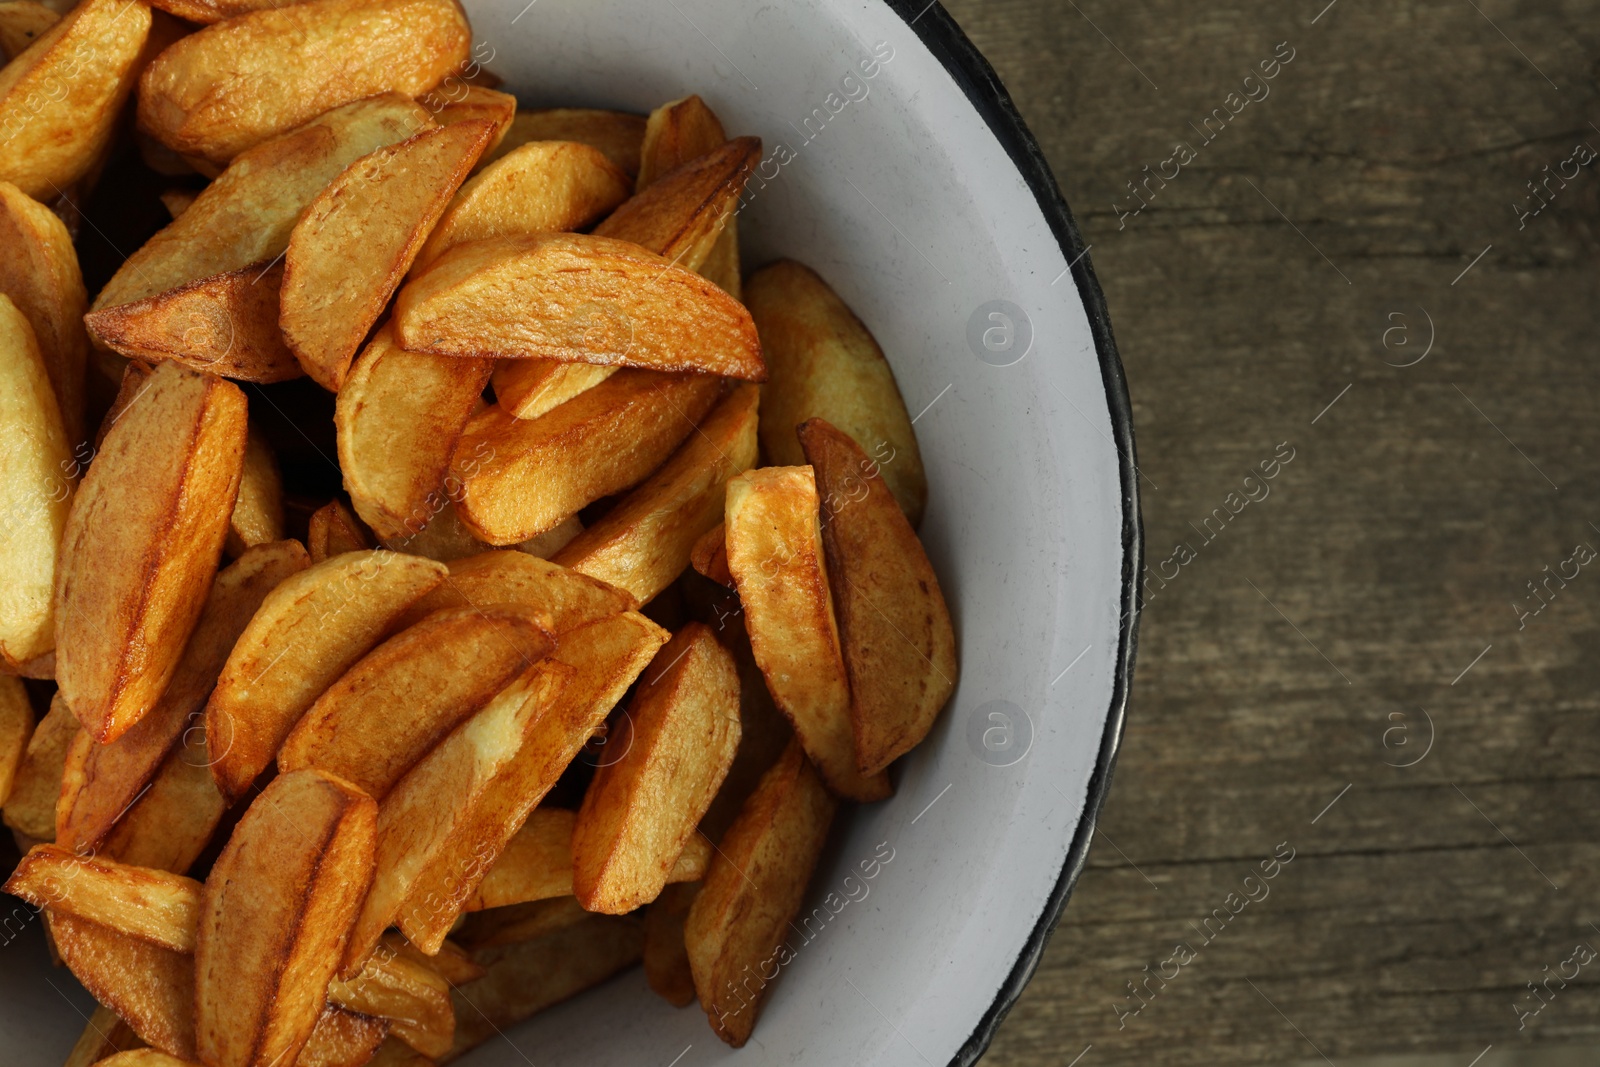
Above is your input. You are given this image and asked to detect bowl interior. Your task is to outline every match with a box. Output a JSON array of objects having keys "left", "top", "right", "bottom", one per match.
[{"left": 0, "top": 2, "right": 1134, "bottom": 1064}]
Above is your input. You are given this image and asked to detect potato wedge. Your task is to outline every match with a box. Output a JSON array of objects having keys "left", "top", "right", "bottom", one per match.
[
  {"left": 137, "top": 0, "right": 468, "bottom": 167},
  {"left": 491, "top": 360, "right": 618, "bottom": 423},
  {"left": 0, "top": 180, "right": 87, "bottom": 447},
  {"left": 93, "top": 1054, "right": 192, "bottom": 1067},
  {"left": 725, "top": 467, "right": 889, "bottom": 801},
  {"left": 159, "top": 188, "right": 197, "bottom": 219},
  {"left": 415, "top": 140, "right": 630, "bottom": 271},
  {"left": 0, "top": 674, "right": 30, "bottom": 804},
  {"left": 423, "top": 84, "right": 515, "bottom": 148},
  {"left": 0, "top": 0, "right": 151, "bottom": 199},
  {"left": 463, "top": 808, "right": 709, "bottom": 911},
  {"left": 278, "top": 605, "right": 555, "bottom": 799},
  {"left": 98, "top": 95, "right": 434, "bottom": 311},
  {"left": 0, "top": 293, "right": 73, "bottom": 668},
  {"left": 395, "top": 233, "right": 764, "bottom": 380},
  {"left": 553, "top": 382, "right": 757, "bottom": 604},
  {"left": 5, "top": 843, "right": 201, "bottom": 951},
  {"left": 636, "top": 95, "right": 726, "bottom": 190},
  {"left": 573, "top": 624, "right": 740, "bottom": 913},
  {"left": 196, "top": 768, "right": 378, "bottom": 1067},
  {"left": 386, "top": 611, "right": 667, "bottom": 955},
  {"left": 49, "top": 912, "right": 196, "bottom": 1058},
  {"left": 95, "top": 358, "right": 151, "bottom": 450},
  {"left": 397, "top": 550, "right": 634, "bottom": 633},
  {"left": 2, "top": 691, "right": 72, "bottom": 839},
  {"left": 99, "top": 729, "right": 229, "bottom": 874},
  {"left": 381, "top": 498, "right": 491, "bottom": 563},
  {"left": 309, "top": 499, "right": 375, "bottom": 563},
  {"left": 643, "top": 881, "right": 698, "bottom": 1008},
  {"left": 452, "top": 368, "right": 723, "bottom": 545},
  {"left": 345, "top": 660, "right": 573, "bottom": 968},
  {"left": 295, "top": 1008, "right": 389, "bottom": 1067},
  {"left": 57, "top": 540, "right": 308, "bottom": 854},
  {"left": 63, "top": 1003, "right": 146, "bottom": 1067},
  {"left": 55, "top": 362, "right": 247, "bottom": 742},
  {"left": 205, "top": 550, "right": 446, "bottom": 802},
  {"left": 335, "top": 324, "right": 492, "bottom": 540},
  {"left": 0, "top": 1, "right": 57, "bottom": 60},
  {"left": 746, "top": 260, "right": 926, "bottom": 524},
  {"left": 86, "top": 260, "right": 304, "bottom": 384},
  {"left": 594, "top": 137, "right": 758, "bottom": 272},
  {"left": 227, "top": 429, "right": 284, "bottom": 554},
  {"left": 385, "top": 932, "right": 484, "bottom": 984},
  {"left": 449, "top": 914, "right": 644, "bottom": 1058},
  {"left": 689, "top": 521, "right": 731, "bottom": 586},
  {"left": 684, "top": 738, "right": 837, "bottom": 1046},
  {"left": 282, "top": 120, "right": 496, "bottom": 391},
  {"left": 484, "top": 108, "right": 645, "bottom": 177},
  {"left": 798, "top": 419, "right": 956, "bottom": 774},
  {"left": 328, "top": 946, "right": 452, "bottom": 1058}
]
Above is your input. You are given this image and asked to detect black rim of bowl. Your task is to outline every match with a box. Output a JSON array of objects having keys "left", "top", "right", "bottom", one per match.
[{"left": 876, "top": 2, "right": 1145, "bottom": 1063}]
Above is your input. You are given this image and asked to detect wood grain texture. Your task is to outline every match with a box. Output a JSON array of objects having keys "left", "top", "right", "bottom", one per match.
[{"left": 943, "top": 0, "right": 1600, "bottom": 1063}]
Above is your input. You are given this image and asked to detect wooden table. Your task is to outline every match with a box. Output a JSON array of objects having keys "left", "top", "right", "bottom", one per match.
[{"left": 941, "top": 1, "right": 1600, "bottom": 1063}]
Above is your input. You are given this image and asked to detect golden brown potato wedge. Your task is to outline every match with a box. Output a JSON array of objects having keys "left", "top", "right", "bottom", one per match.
[
  {"left": 463, "top": 808, "right": 709, "bottom": 911},
  {"left": 423, "top": 84, "right": 514, "bottom": 148},
  {"left": 386, "top": 611, "right": 667, "bottom": 955},
  {"left": 491, "top": 360, "right": 618, "bottom": 423},
  {"left": 97, "top": 95, "right": 434, "bottom": 310},
  {"left": 54, "top": 362, "right": 247, "bottom": 743},
  {"left": 63, "top": 1003, "right": 146, "bottom": 1067},
  {"left": 397, "top": 550, "right": 635, "bottom": 633},
  {"left": 5, "top": 844, "right": 201, "bottom": 951},
  {"left": 799, "top": 419, "right": 956, "bottom": 774},
  {"left": 747, "top": 260, "right": 926, "bottom": 524},
  {"left": 0, "top": 180, "right": 87, "bottom": 447},
  {"left": 684, "top": 738, "right": 837, "bottom": 1047},
  {"left": 689, "top": 521, "right": 731, "bottom": 587},
  {"left": 282, "top": 120, "right": 496, "bottom": 391},
  {"left": 328, "top": 946, "right": 452, "bottom": 1058},
  {"left": 380, "top": 498, "right": 491, "bottom": 563},
  {"left": 553, "top": 382, "right": 757, "bottom": 604},
  {"left": 452, "top": 368, "right": 723, "bottom": 545},
  {"left": 485, "top": 108, "right": 646, "bottom": 177},
  {"left": 345, "top": 660, "right": 573, "bottom": 967},
  {"left": 295, "top": 1008, "right": 390, "bottom": 1067},
  {"left": 448, "top": 914, "right": 644, "bottom": 1058},
  {"left": 49, "top": 912, "right": 196, "bottom": 1058},
  {"left": 395, "top": 233, "right": 764, "bottom": 380},
  {"left": 98, "top": 728, "right": 229, "bottom": 874},
  {"left": 205, "top": 550, "right": 446, "bottom": 802},
  {"left": 594, "top": 137, "right": 758, "bottom": 272},
  {"left": 0, "top": 293, "right": 73, "bottom": 668},
  {"left": 308, "top": 499, "right": 374, "bottom": 563},
  {"left": 0, "top": 674, "right": 31, "bottom": 805},
  {"left": 643, "top": 881, "right": 698, "bottom": 1008},
  {"left": 145, "top": 0, "right": 308, "bottom": 23},
  {"left": 573, "top": 623, "right": 740, "bottom": 913},
  {"left": 415, "top": 140, "right": 630, "bottom": 271},
  {"left": 86, "top": 260, "right": 304, "bottom": 384},
  {"left": 227, "top": 429, "right": 284, "bottom": 554},
  {"left": 94, "top": 358, "right": 151, "bottom": 450},
  {"left": 57, "top": 540, "right": 308, "bottom": 854},
  {"left": 0, "top": 0, "right": 151, "bottom": 199},
  {"left": 137, "top": 0, "right": 468, "bottom": 167},
  {"left": 380, "top": 931, "right": 484, "bottom": 985},
  {"left": 335, "top": 324, "right": 493, "bottom": 540},
  {"left": 93, "top": 1054, "right": 192, "bottom": 1067},
  {"left": 0, "top": 1, "right": 56, "bottom": 60},
  {"left": 2, "top": 690, "right": 72, "bottom": 839},
  {"left": 196, "top": 768, "right": 378, "bottom": 1067},
  {"left": 636, "top": 95, "right": 726, "bottom": 189},
  {"left": 278, "top": 605, "right": 555, "bottom": 799},
  {"left": 724, "top": 467, "right": 889, "bottom": 801}
]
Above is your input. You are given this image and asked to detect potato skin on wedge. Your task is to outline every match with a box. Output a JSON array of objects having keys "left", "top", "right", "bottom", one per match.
[
  {"left": 196, "top": 768, "right": 378, "bottom": 1067},
  {"left": 137, "top": 0, "right": 469, "bottom": 167},
  {"left": 572, "top": 623, "right": 742, "bottom": 914},
  {"left": 54, "top": 362, "right": 248, "bottom": 744},
  {"left": 0, "top": 293, "right": 73, "bottom": 669},
  {"left": 394, "top": 232, "right": 765, "bottom": 380},
  {"left": 684, "top": 739, "right": 837, "bottom": 1047}
]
